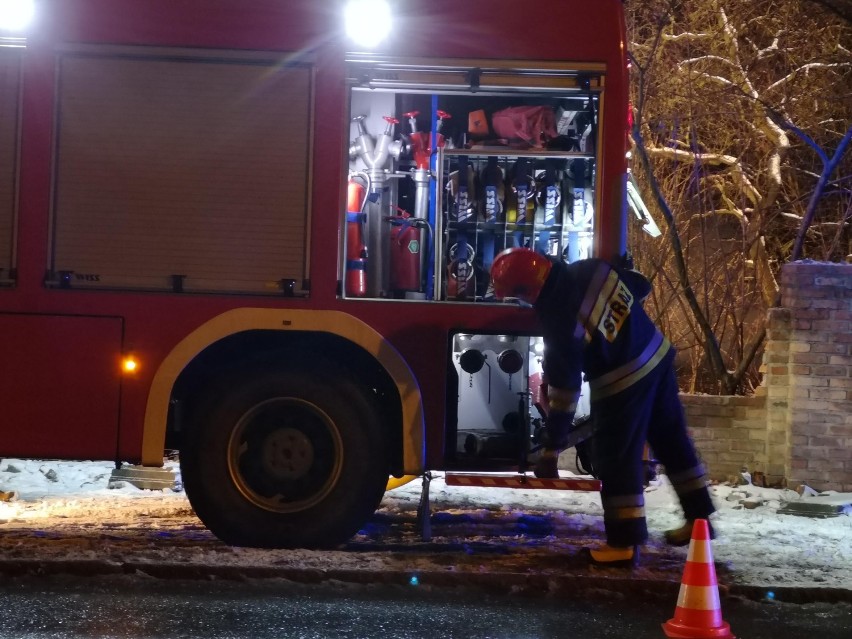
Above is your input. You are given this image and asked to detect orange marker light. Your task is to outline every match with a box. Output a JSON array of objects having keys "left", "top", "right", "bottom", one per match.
[{"left": 121, "top": 355, "right": 139, "bottom": 374}]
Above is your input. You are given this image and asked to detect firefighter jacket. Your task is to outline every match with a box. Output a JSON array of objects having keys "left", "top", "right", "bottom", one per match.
[{"left": 534, "top": 258, "right": 671, "bottom": 402}]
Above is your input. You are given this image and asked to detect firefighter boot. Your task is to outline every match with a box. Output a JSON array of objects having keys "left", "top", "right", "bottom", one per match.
[
  {"left": 665, "top": 520, "right": 715, "bottom": 547},
  {"left": 585, "top": 543, "right": 640, "bottom": 568},
  {"left": 533, "top": 449, "right": 560, "bottom": 479}
]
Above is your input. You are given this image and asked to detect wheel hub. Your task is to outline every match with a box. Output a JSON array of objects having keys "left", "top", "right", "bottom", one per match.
[
  {"left": 261, "top": 428, "right": 314, "bottom": 480},
  {"left": 228, "top": 397, "right": 342, "bottom": 513}
]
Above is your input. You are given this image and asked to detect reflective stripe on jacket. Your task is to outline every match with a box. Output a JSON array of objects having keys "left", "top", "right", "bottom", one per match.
[{"left": 535, "top": 258, "right": 671, "bottom": 398}]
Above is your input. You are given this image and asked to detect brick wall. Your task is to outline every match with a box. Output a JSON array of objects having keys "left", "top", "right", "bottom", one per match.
[
  {"left": 681, "top": 391, "right": 768, "bottom": 483},
  {"left": 680, "top": 262, "right": 852, "bottom": 492}
]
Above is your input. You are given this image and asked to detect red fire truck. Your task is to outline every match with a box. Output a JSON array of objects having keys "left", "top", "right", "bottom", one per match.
[{"left": 0, "top": 0, "right": 631, "bottom": 548}]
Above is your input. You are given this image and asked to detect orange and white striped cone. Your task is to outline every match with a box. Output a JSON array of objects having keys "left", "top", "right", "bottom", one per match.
[{"left": 662, "top": 519, "right": 734, "bottom": 639}]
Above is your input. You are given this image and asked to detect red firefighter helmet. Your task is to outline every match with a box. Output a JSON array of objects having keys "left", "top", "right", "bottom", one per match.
[{"left": 490, "top": 247, "right": 552, "bottom": 304}]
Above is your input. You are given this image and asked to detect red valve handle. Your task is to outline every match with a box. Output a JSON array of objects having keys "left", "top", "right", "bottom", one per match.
[
  {"left": 436, "top": 110, "right": 451, "bottom": 120},
  {"left": 402, "top": 111, "right": 420, "bottom": 119},
  {"left": 383, "top": 115, "right": 399, "bottom": 125}
]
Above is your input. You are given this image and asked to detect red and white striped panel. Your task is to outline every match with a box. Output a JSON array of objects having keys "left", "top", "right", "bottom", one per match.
[{"left": 445, "top": 473, "right": 601, "bottom": 492}]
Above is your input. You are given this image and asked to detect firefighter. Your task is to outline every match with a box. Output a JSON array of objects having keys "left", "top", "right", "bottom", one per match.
[{"left": 490, "top": 247, "right": 716, "bottom": 566}]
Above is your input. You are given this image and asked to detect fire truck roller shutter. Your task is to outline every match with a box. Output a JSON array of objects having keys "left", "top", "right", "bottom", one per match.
[
  {"left": 51, "top": 47, "right": 312, "bottom": 294},
  {"left": 181, "top": 358, "right": 387, "bottom": 549},
  {"left": 0, "top": 47, "right": 21, "bottom": 284}
]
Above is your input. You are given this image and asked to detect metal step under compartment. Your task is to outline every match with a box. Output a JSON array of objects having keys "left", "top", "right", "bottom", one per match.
[{"left": 445, "top": 472, "right": 601, "bottom": 492}]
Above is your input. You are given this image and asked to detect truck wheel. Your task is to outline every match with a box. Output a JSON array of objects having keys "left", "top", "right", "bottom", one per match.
[{"left": 180, "top": 367, "right": 388, "bottom": 548}]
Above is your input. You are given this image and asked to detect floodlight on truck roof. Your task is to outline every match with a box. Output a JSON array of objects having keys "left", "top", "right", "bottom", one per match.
[
  {"left": 0, "top": 0, "right": 34, "bottom": 32},
  {"left": 344, "top": 0, "right": 392, "bottom": 48}
]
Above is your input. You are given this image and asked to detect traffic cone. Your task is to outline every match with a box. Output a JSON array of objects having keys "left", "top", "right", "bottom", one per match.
[{"left": 662, "top": 519, "right": 734, "bottom": 639}]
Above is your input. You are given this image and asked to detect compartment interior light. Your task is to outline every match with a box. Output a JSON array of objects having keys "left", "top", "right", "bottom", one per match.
[
  {"left": 0, "top": 0, "right": 35, "bottom": 32},
  {"left": 344, "top": 0, "right": 391, "bottom": 48}
]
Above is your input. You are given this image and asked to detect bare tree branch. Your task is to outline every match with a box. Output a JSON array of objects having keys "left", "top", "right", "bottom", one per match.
[
  {"left": 790, "top": 125, "right": 852, "bottom": 260},
  {"left": 632, "top": 123, "right": 736, "bottom": 392},
  {"left": 800, "top": 0, "right": 852, "bottom": 23}
]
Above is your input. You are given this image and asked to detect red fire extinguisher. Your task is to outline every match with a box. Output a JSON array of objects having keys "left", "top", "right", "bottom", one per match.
[
  {"left": 387, "top": 209, "right": 422, "bottom": 292},
  {"left": 346, "top": 176, "right": 368, "bottom": 297}
]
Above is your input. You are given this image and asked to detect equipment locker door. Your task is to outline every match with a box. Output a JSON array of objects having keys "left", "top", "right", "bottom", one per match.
[
  {"left": 0, "top": 47, "right": 20, "bottom": 286},
  {"left": 50, "top": 48, "right": 313, "bottom": 296},
  {"left": 0, "top": 314, "right": 123, "bottom": 460}
]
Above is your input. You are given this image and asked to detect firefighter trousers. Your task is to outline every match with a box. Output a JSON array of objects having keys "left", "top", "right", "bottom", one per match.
[{"left": 590, "top": 354, "right": 715, "bottom": 547}]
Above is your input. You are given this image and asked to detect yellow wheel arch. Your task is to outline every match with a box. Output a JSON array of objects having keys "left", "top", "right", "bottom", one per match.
[
  {"left": 142, "top": 308, "right": 425, "bottom": 474},
  {"left": 386, "top": 475, "right": 418, "bottom": 491}
]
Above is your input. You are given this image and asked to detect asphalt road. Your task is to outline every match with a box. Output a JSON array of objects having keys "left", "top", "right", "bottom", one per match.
[{"left": 0, "top": 574, "right": 849, "bottom": 638}]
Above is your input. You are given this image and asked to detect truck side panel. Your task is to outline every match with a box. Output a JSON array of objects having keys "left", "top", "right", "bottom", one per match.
[{"left": 0, "top": 313, "right": 122, "bottom": 459}]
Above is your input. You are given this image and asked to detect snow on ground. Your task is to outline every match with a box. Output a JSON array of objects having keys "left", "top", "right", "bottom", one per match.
[{"left": 0, "top": 458, "right": 850, "bottom": 592}]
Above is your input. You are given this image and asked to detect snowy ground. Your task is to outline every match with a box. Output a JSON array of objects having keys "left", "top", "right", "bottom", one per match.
[{"left": 0, "top": 458, "right": 850, "bottom": 594}]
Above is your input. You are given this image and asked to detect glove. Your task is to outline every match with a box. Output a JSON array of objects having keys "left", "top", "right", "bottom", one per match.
[
  {"left": 541, "top": 410, "right": 575, "bottom": 450},
  {"left": 575, "top": 433, "right": 598, "bottom": 478}
]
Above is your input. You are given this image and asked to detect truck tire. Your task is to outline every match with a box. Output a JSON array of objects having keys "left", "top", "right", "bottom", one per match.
[{"left": 180, "top": 367, "right": 388, "bottom": 548}]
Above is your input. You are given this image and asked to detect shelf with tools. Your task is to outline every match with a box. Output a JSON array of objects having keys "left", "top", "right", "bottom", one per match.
[
  {"left": 344, "top": 57, "right": 602, "bottom": 303},
  {"left": 442, "top": 148, "right": 595, "bottom": 160},
  {"left": 435, "top": 148, "right": 597, "bottom": 302}
]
